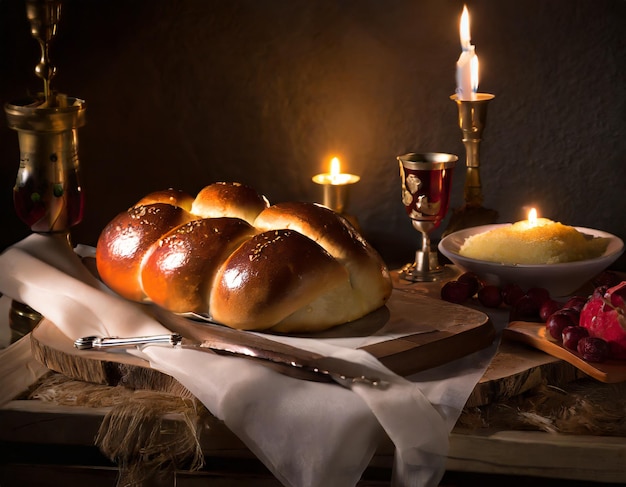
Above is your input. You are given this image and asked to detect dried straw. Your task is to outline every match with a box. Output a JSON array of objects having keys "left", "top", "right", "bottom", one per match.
[{"left": 29, "top": 373, "right": 208, "bottom": 486}]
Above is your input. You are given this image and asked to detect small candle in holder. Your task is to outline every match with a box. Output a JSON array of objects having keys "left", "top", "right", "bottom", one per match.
[
  {"left": 459, "top": 207, "right": 610, "bottom": 264},
  {"left": 312, "top": 157, "right": 360, "bottom": 214},
  {"left": 455, "top": 5, "right": 479, "bottom": 101},
  {"left": 516, "top": 207, "right": 552, "bottom": 230}
]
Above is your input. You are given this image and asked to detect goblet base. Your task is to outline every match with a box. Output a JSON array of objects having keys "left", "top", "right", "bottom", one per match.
[
  {"left": 9, "top": 301, "right": 43, "bottom": 343},
  {"left": 399, "top": 249, "right": 453, "bottom": 282}
]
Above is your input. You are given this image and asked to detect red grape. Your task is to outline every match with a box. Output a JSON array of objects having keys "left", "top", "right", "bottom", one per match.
[
  {"left": 557, "top": 307, "right": 580, "bottom": 326},
  {"left": 577, "top": 337, "right": 610, "bottom": 363},
  {"left": 526, "top": 287, "right": 550, "bottom": 307},
  {"left": 546, "top": 311, "right": 577, "bottom": 340},
  {"left": 457, "top": 272, "right": 482, "bottom": 297},
  {"left": 539, "top": 299, "right": 562, "bottom": 322},
  {"left": 477, "top": 285, "right": 503, "bottom": 308},
  {"left": 509, "top": 295, "right": 540, "bottom": 322},
  {"left": 501, "top": 283, "right": 525, "bottom": 306},
  {"left": 561, "top": 325, "right": 589, "bottom": 351},
  {"left": 564, "top": 296, "right": 588, "bottom": 313},
  {"left": 592, "top": 271, "right": 621, "bottom": 289},
  {"left": 441, "top": 280, "right": 472, "bottom": 304}
]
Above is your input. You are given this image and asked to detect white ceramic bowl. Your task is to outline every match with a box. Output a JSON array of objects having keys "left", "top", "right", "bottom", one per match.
[{"left": 438, "top": 224, "right": 625, "bottom": 297}]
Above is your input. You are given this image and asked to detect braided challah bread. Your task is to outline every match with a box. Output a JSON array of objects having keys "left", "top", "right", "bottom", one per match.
[{"left": 96, "top": 182, "right": 392, "bottom": 333}]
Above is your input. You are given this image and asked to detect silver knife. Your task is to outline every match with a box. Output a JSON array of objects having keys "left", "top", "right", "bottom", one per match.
[{"left": 74, "top": 313, "right": 388, "bottom": 389}]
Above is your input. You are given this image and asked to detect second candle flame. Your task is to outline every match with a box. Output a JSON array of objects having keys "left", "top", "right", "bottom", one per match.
[
  {"left": 330, "top": 157, "right": 341, "bottom": 180},
  {"left": 328, "top": 157, "right": 359, "bottom": 185},
  {"left": 460, "top": 6, "right": 471, "bottom": 50}
]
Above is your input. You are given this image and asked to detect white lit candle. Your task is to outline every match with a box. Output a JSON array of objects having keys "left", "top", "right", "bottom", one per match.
[
  {"left": 455, "top": 5, "right": 479, "bottom": 100},
  {"left": 312, "top": 157, "right": 360, "bottom": 213},
  {"left": 518, "top": 207, "right": 553, "bottom": 230}
]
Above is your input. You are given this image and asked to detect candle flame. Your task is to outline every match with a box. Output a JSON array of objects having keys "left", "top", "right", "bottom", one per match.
[
  {"left": 471, "top": 55, "right": 479, "bottom": 93},
  {"left": 330, "top": 157, "right": 341, "bottom": 177},
  {"left": 312, "top": 156, "right": 359, "bottom": 186},
  {"left": 460, "top": 5, "right": 471, "bottom": 50},
  {"left": 528, "top": 208, "right": 538, "bottom": 227}
]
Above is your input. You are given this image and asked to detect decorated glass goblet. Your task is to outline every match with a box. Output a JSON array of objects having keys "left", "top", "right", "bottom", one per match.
[
  {"left": 397, "top": 152, "right": 457, "bottom": 281},
  {"left": 5, "top": 96, "right": 86, "bottom": 342},
  {"left": 6, "top": 96, "right": 87, "bottom": 236},
  {"left": 5, "top": 0, "right": 86, "bottom": 341}
]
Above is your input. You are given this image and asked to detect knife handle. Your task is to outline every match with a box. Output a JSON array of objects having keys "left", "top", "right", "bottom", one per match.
[{"left": 74, "top": 334, "right": 183, "bottom": 350}]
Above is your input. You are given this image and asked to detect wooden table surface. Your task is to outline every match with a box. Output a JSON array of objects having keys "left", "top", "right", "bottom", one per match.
[
  {"left": 1, "top": 271, "right": 626, "bottom": 486},
  {"left": 1, "top": 397, "right": 625, "bottom": 485}
]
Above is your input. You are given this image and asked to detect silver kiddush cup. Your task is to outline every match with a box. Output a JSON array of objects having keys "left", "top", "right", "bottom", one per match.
[{"left": 398, "top": 152, "right": 457, "bottom": 281}]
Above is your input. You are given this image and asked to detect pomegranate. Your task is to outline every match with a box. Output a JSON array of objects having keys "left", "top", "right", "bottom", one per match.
[{"left": 579, "top": 282, "right": 626, "bottom": 360}]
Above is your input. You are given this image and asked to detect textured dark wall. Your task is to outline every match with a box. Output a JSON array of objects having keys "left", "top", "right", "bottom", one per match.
[{"left": 1, "top": 0, "right": 626, "bottom": 269}]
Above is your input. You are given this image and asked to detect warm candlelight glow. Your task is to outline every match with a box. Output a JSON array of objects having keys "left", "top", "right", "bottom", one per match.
[
  {"left": 517, "top": 207, "right": 552, "bottom": 230},
  {"left": 312, "top": 157, "right": 360, "bottom": 186},
  {"left": 329, "top": 157, "right": 343, "bottom": 183},
  {"left": 460, "top": 5, "right": 470, "bottom": 49},
  {"left": 312, "top": 156, "right": 360, "bottom": 213},
  {"left": 455, "top": 5, "right": 478, "bottom": 100}
]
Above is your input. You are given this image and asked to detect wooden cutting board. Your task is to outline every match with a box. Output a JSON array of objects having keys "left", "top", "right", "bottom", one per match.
[
  {"left": 30, "top": 316, "right": 192, "bottom": 396},
  {"left": 464, "top": 337, "right": 587, "bottom": 407},
  {"left": 30, "top": 290, "right": 495, "bottom": 391}
]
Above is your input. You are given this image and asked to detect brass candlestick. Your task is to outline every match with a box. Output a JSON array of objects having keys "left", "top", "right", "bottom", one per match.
[
  {"left": 444, "top": 93, "right": 498, "bottom": 236},
  {"left": 312, "top": 178, "right": 358, "bottom": 214},
  {"left": 312, "top": 158, "right": 361, "bottom": 228}
]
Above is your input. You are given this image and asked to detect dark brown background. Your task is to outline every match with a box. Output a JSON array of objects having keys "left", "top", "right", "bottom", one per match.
[{"left": 1, "top": 0, "right": 625, "bottom": 269}]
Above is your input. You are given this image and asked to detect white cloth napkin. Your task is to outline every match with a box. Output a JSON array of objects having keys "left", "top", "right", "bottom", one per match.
[{"left": 0, "top": 234, "right": 496, "bottom": 486}]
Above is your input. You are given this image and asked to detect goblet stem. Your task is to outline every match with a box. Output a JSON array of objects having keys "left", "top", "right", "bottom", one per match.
[
  {"left": 420, "top": 230, "right": 430, "bottom": 262},
  {"left": 399, "top": 221, "right": 444, "bottom": 282},
  {"left": 414, "top": 235, "right": 437, "bottom": 275},
  {"left": 26, "top": 0, "right": 63, "bottom": 105}
]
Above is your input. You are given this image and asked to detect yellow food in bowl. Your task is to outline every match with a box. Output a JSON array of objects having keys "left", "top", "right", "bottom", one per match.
[{"left": 459, "top": 218, "right": 610, "bottom": 265}]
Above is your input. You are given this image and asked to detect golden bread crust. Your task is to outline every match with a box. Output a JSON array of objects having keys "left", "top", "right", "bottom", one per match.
[{"left": 96, "top": 184, "right": 392, "bottom": 333}]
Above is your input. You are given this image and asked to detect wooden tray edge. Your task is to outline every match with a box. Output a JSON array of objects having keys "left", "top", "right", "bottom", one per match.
[
  {"left": 30, "top": 320, "right": 192, "bottom": 395},
  {"left": 503, "top": 322, "right": 626, "bottom": 383},
  {"left": 365, "top": 319, "right": 496, "bottom": 376}
]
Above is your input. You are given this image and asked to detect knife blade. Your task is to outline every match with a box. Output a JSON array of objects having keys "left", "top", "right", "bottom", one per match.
[
  {"left": 151, "top": 306, "right": 391, "bottom": 388},
  {"left": 74, "top": 307, "right": 389, "bottom": 389}
]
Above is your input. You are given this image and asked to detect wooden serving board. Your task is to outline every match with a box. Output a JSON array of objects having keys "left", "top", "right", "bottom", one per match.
[
  {"left": 464, "top": 337, "right": 587, "bottom": 407},
  {"left": 30, "top": 317, "right": 193, "bottom": 396},
  {"left": 30, "top": 290, "right": 495, "bottom": 391},
  {"left": 503, "top": 321, "right": 626, "bottom": 383}
]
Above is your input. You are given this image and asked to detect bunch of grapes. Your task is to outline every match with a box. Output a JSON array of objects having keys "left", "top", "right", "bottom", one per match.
[
  {"left": 544, "top": 288, "right": 613, "bottom": 363},
  {"left": 440, "top": 272, "right": 550, "bottom": 321},
  {"left": 440, "top": 271, "right": 621, "bottom": 363}
]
